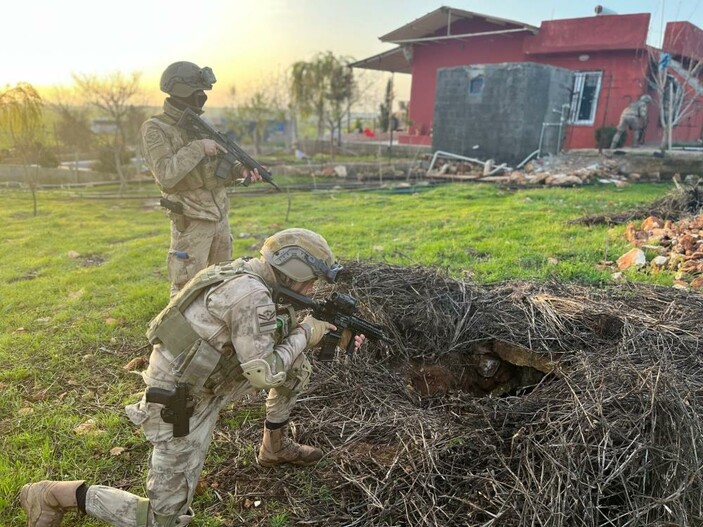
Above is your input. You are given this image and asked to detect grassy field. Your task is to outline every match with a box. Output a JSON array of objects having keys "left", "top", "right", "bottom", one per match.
[{"left": 0, "top": 181, "right": 675, "bottom": 526}]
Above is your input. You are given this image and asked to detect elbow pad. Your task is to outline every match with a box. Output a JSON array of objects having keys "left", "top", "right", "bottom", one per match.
[{"left": 241, "top": 355, "right": 286, "bottom": 389}]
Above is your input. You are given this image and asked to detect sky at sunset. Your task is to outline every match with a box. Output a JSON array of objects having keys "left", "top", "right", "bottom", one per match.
[{"left": 5, "top": 0, "right": 703, "bottom": 108}]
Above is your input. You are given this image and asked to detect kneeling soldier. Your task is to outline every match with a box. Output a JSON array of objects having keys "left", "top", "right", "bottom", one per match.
[{"left": 20, "top": 228, "right": 364, "bottom": 527}]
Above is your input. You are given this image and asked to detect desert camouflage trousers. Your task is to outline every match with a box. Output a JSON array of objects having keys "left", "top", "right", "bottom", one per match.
[
  {"left": 611, "top": 114, "right": 645, "bottom": 148},
  {"left": 82, "top": 348, "right": 312, "bottom": 527},
  {"left": 167, "top": 214, "right": 232, "bottom": 297}
]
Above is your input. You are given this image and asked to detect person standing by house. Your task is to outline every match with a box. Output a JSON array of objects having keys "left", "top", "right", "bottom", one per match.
[
  {"left": 610, "top": 94, "right": 653, "bottom": 148},
  {"left": 20, "top": 228, "right": 366, "bottom": 527},
  {"left": 141, "top": 61, "right": 262, "bottom": 297}
]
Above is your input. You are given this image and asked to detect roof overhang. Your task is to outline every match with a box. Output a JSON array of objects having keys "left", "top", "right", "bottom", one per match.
[
  {"left": 380, "top": 5, "right": 537, "bottom": 43},
  {"left": 351, "top": 6, "right": 537, "bottom": 74},
  {"left": 349, "top": 47, "right": 411, "bottom": 74}
]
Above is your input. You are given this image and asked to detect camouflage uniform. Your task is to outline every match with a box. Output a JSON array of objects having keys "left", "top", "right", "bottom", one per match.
[
  {"left": 20, "top": 229, "right": 341, "bottom": 527},
  {"left": 83, "top": 257, "right": 312, "bottom": 527},
  {"left": 140, "top": 99, "right": 246, "bottom": 297},
  {"left": 611, "top": 95, "right": 652, "bottom": 148}
]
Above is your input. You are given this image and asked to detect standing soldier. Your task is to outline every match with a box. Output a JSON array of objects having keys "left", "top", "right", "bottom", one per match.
[
  {"left": 141, "top": 61, "right": 261, "bottom": 297},
  {"left": 20, "top": 228, "right": 366, "bottom": 527},
  {"left": 610, "top": 94, "right": 653, "bottom": 149}
]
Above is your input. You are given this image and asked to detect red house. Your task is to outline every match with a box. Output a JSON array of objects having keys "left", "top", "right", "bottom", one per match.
[{"left": 352, "top": 6, "right": 703, "bottom": 151}]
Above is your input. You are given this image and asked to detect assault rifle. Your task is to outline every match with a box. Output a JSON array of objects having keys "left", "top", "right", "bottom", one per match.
[
  {"left": 145, "top": 383, "right": 194, "bottom": 438},
  {"left": 274, "top": 286, "right": 391, "bottom": 361},
  {"left": 177, "top": 107, "right": 281, "bottom": 191}
]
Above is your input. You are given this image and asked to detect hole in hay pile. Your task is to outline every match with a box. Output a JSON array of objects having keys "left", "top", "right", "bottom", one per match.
[{"left": 402, "top": 339, "right": 553, "bottom": 397}]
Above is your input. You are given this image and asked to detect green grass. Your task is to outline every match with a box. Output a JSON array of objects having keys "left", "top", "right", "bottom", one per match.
[{"left": 0, "top": 181, "right": 676, "bottom": 525}]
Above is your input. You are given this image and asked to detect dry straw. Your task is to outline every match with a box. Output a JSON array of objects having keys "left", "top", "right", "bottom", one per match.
[{"left": 211, "top": 262, "right": 703, "bottom": 526}]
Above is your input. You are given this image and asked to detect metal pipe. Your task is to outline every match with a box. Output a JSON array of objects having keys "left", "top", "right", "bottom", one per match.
[
  {"left": 517, "top": 149, "right": 540, "bottom": 169},
  {"left": 594, "top": 5, "right": 618, "bottom": 15},
  {"left": 539, "top": 123, "right": 561, "bottom": 157}
]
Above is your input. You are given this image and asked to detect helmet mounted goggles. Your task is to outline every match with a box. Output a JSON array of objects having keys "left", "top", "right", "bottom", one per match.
[{"left": 269, "top": 246, "right": 343, "bottom": 283}]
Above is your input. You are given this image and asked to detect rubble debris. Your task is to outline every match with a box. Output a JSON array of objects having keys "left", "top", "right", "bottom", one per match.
[
  {"left": 616, "top": 213, "right": 703, "bottom": 288},
  {"left": 425, "top": 152, "right": 635, "bottom": 186}
]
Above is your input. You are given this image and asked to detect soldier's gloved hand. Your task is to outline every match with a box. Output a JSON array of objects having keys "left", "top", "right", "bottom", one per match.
[
  {"left": 339, "top": 329, "right": 366, "bottom": 352},
  {"left": 300, "top": 315, "right": 334, "bottom": 348},
  {"left": 198, "top": 139, "right": 226, "bottom": 156}
]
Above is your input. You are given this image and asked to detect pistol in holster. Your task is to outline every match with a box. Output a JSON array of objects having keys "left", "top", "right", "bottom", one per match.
[
  {"left": 145, "top": 383, "right": 194, "bottom": 437},
  {"left": 159, "top": 197, "right": 185, "bottom": 215}
]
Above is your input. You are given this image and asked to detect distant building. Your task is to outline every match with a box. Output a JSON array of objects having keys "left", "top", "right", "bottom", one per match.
[
  {"left": 351, "top": 6, "right": 703, "bottom": 156},
  {"left": 90, "top": 119, "right": 118, "bottom": 135}
]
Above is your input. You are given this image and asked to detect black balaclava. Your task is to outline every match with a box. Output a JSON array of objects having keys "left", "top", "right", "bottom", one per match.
[{"left": 169, "top": 89, "right": 208, "bottom": 111}]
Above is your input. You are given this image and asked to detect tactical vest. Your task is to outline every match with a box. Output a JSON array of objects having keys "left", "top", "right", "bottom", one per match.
[
  {"left": 147, "top": 259, "right": 260, "bottom": 349},
  {"left": 146, "top": 259, "right": 291, "bottom": 392},
  {"left": 150, "top": 113, "right": 221, "bottom": 193}
]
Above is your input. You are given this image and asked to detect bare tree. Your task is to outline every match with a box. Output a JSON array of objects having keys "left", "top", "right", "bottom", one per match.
[
  {"left": 0, "top": 83, "right": 44, "bottom": 215},
  {"left": 378, "top": 77, "right": 394, "bottom": 133},
  {"left": 72, "top": 71, "right": 142, "bottom": 193},
  {"left": 50, "top": 88, "right": 94, "bottom": 182},
  {"left": 225, "top": 73, "right": 289, "bottom": 155},
  {"left": 647, "top": 46, "right": 703, "bottom": 151},
  {"left": 342, "top": 68, "right": 388, "bottom": 135},
  {"left": 325, "top": 58, "right": 356, "bottom": 147}
]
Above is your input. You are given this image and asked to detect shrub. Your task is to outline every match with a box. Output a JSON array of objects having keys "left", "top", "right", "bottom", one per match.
[
  {"left": 595, "top": 126, "right": 625, "bottom": 149},
  {"left": 37, "top": 147, "right": 59, "bottom": 168},
  {"left": 92, "top": 146, "right": 133, "bottom": 174}
]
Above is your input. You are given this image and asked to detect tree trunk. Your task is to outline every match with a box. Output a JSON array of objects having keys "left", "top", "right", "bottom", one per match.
[
  {"left": 73, "top": 149, "right": 80, "bottom": 183},
  {"left": 113, "top": 146, "right": 126, "bottom": 196},
  {"left": 22, "top": 163, "right": 38, "bottom": 216}
]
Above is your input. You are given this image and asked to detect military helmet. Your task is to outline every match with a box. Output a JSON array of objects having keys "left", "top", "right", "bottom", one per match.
[
  {"left": 261, "top": 228, "right": 342, "bottom": 283},
  {"left": 160, "top": 61, "right": 216, "bottom": 97},
  {"left": 639, "top": 94, "right": 653, "bottom": 104}
]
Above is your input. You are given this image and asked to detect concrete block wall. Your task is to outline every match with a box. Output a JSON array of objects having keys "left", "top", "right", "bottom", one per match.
[{"left": 433, "top": 62, "right": 574, "bottom": 166}]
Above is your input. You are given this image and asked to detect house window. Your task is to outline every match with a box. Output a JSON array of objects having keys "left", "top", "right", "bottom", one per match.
[
  {"left": 469, "top": 76, "right": 484, "bottom": 94},
  {"left": 569, "top": 71, "right": 602, "bottom": 125}
]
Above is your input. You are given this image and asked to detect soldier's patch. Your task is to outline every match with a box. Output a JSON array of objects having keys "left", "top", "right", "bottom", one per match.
[
  {"left": 256, "top": 304, "right": 277, "bottom": 333},
  {"left": 145, "top": 127, "right": 166, "bottom": 148}
]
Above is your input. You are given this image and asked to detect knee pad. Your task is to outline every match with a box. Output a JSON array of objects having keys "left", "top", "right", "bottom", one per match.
[{"left": 288, "top": 355, "right": 312, "bottom": 393}]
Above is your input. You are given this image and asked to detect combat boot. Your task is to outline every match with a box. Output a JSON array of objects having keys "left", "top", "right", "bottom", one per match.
[
  {"left": 20, "top": 480, "right": 84, "bottom": 527},
  {"left": 257, "top": 422, "right": 323, "bottom": 467}
]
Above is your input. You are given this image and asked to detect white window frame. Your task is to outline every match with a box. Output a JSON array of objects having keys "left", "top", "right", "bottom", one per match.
[{"left": 569, "top": 71, "right": 603, "bottom": 125}]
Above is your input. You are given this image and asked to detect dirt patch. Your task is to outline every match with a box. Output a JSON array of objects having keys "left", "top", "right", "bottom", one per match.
[
  {"left": 78, "top": 255, "right": 106, "bottom": 267},
  {"left": 8, "top": 269, "right": 41, "bottom": 283}
]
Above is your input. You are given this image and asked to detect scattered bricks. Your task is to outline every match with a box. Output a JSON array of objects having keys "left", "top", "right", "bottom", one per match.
[
  {"left": 641, "top": 216, "right": 665, "bottom": 230},
  {"left": 617, "top": 248, "right": 647, "bottom": 270},
  {"left": 650, "top": 255, "right": 669, "bottom": 269},
  {"left": 680, "top": 234, "right": 698, "bottom": 253},
  {"left": 625, "top": 223, "right": 649, "bottom": 245},
  {"left": 620, "top": 213, "right": 703, "bottom": 288}
]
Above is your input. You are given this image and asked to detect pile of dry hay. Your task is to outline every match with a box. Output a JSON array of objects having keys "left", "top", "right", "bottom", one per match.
[
  {"left": 572, "top": 185, "right": 703, "bottom": 226},
  {"left": 211, "top": 262, "right": 703, "bottom": 526}
]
